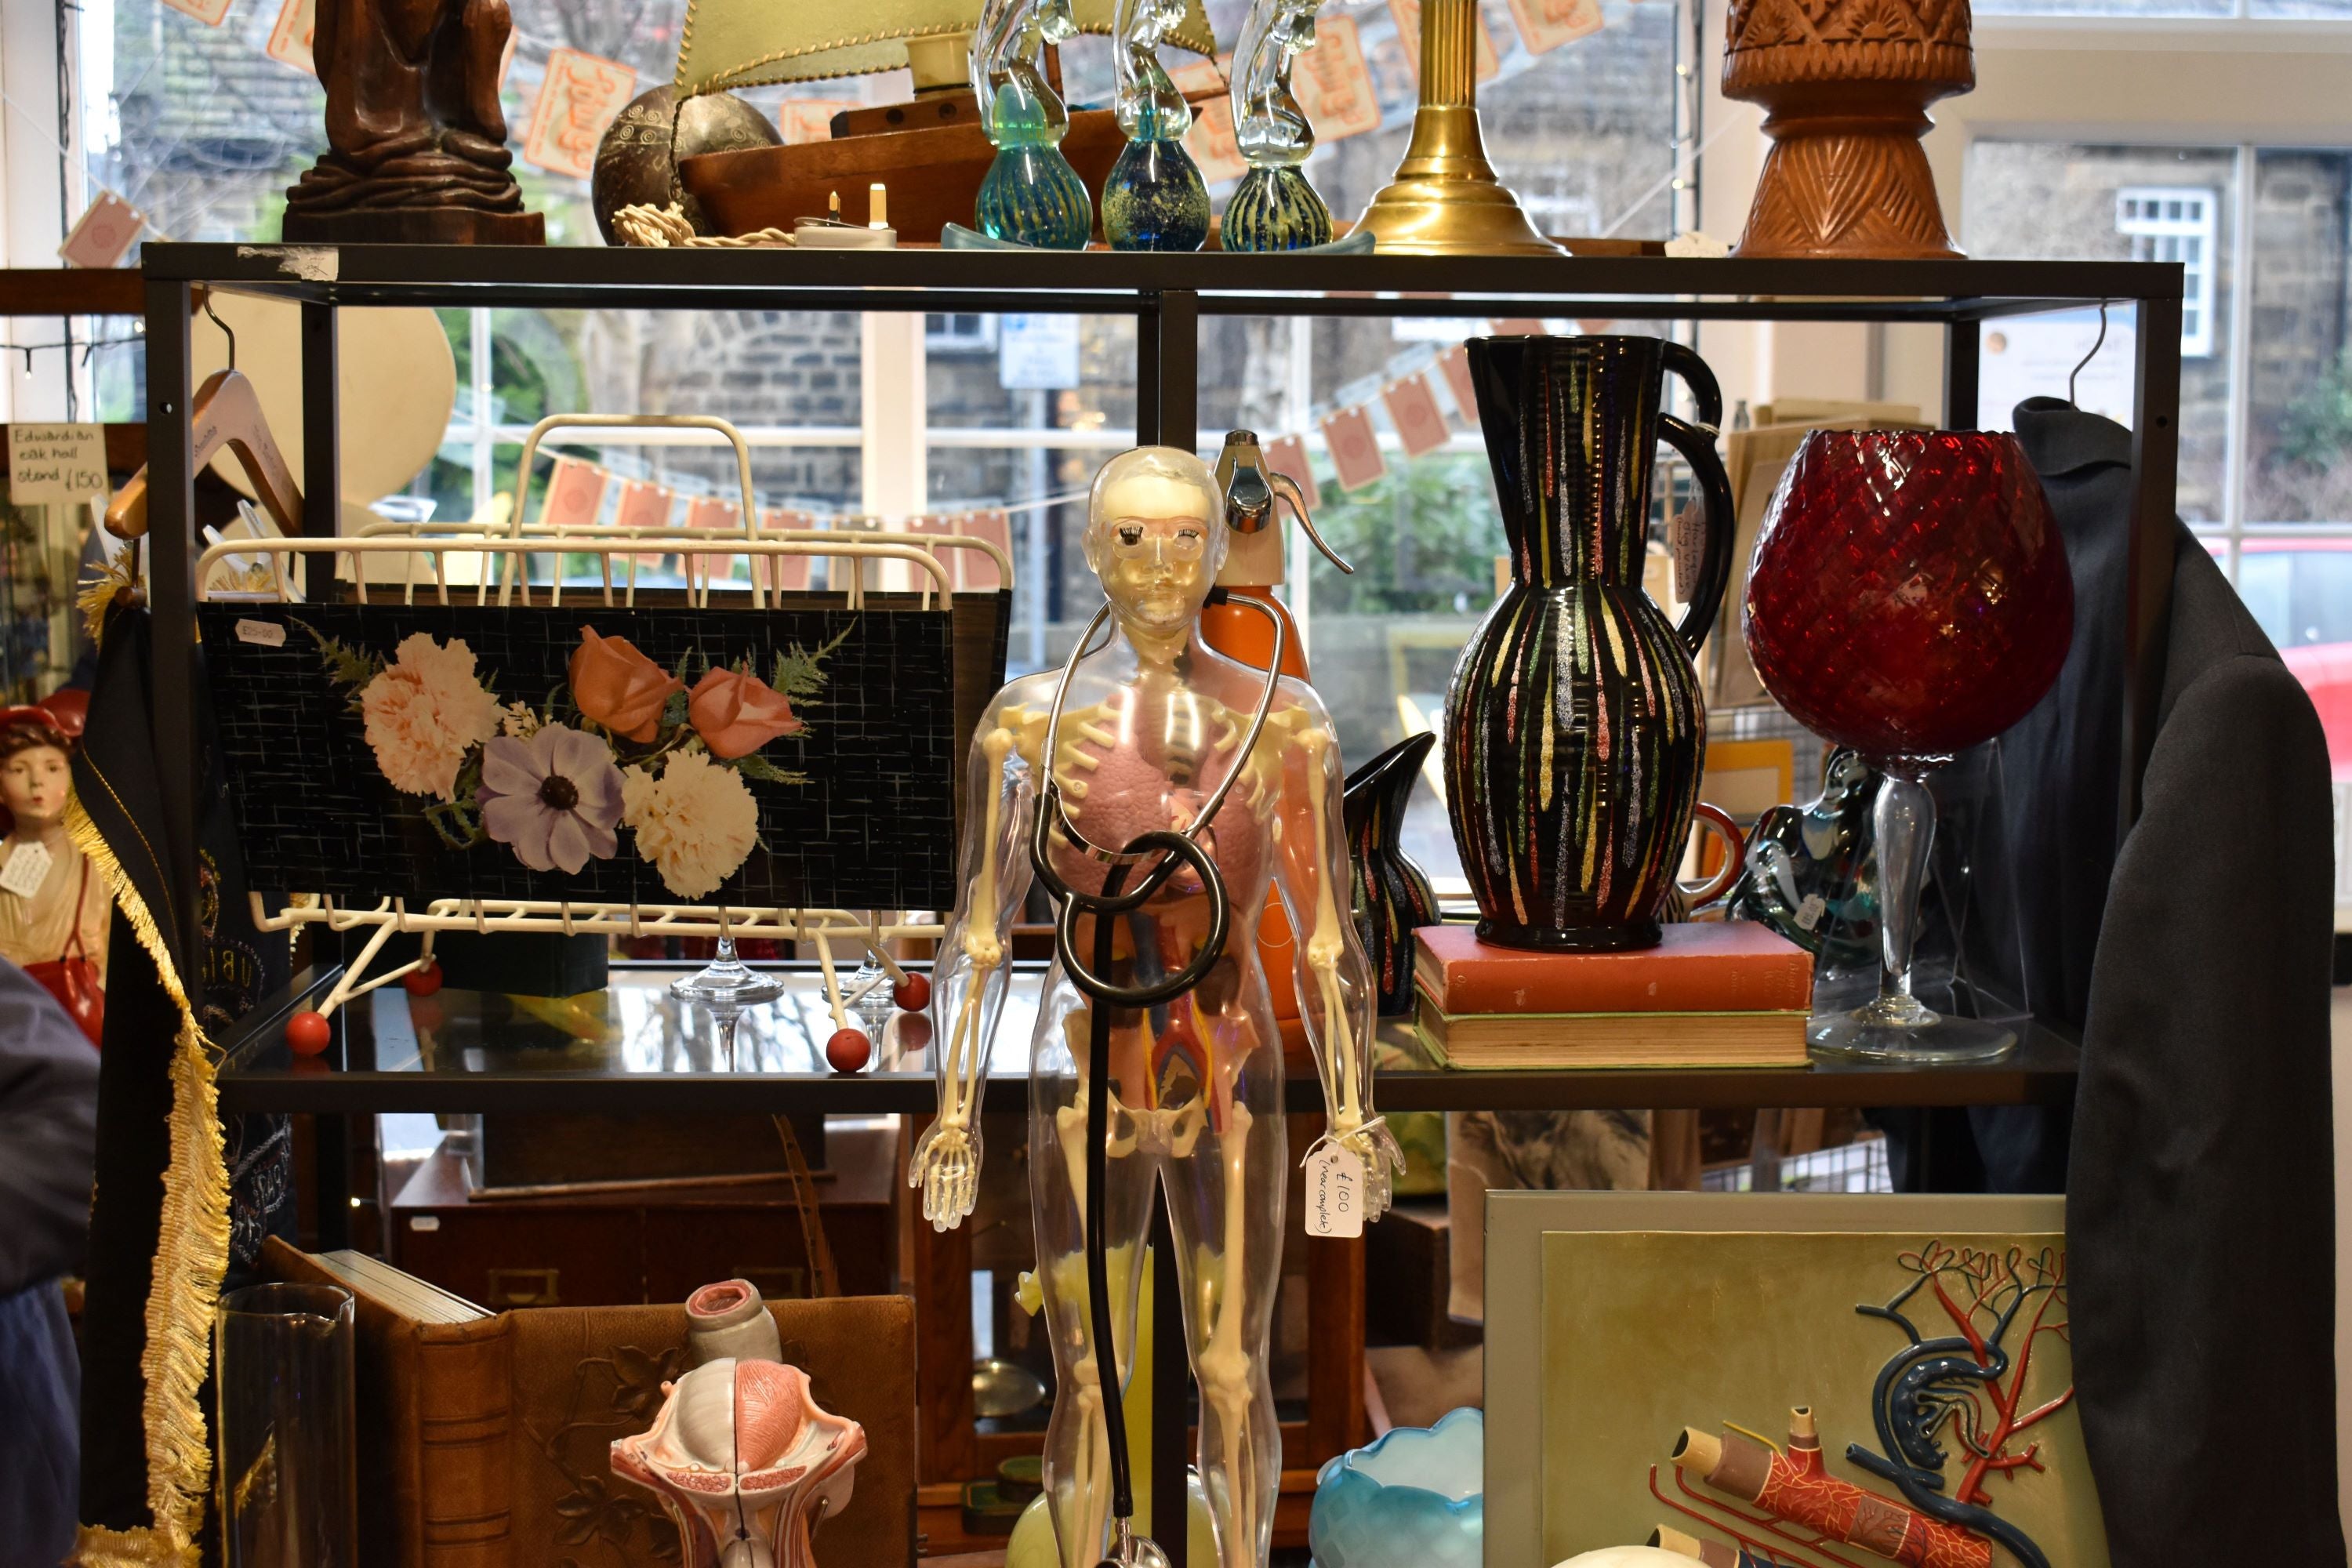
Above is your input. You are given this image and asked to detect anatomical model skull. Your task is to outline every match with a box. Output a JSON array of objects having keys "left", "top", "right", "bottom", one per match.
[{"left": 611, "top": 1281, "right": 866, "bottom": 1568}]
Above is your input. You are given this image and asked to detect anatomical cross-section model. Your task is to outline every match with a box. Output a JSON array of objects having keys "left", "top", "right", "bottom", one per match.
[
  {"left": 910, "top": 446, "right": 1399, "bottom": 1568},
  {"left": 612, "top": 1279, "right": 868, "bottom": 1568}
]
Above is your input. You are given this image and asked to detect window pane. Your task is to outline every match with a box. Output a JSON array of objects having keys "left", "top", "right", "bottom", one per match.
[
  {"left": 2250, "top": 0, "right": 2352, "bottom": 14},
  {"left": 2243, "top": 149, "right": 2352, "bottom": 529},
  {"left": 1964, "top": 142, "right": 2238, "bottom": 525}
]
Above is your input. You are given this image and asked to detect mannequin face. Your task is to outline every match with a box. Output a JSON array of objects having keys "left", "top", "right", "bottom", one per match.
[
  {"left": 2, "top": 743, "right": 71, "bottom": 833},
  {"left": 1084, "top": 469, "right": 1223, "bottom": 639}
]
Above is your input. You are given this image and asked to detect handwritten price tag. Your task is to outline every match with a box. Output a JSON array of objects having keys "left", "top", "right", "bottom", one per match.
[
  {"left": 1305, "top": 1142, "right": 1364, "bottom": 1239},
  {"left": 9, "top": 424, "right": 110, "bottom": 506},
  {"left": 523, "top": 48, "right": 638, "bottom": 180}
]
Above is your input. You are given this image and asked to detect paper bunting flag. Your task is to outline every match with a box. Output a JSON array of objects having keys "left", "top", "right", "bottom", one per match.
[
  {"left": 1322, "top": 406, "right": 1388, "bottom": 492},
  {"left": 1391, "top": 0, "right": 1501, "bottom": 82},
  {"left": 1294, "top": 15, "right": 1382, "bottom": 144},
  {"left": 1505, "top": 0, "right": 1603, "bottom": 56},
  {"left": 779, "top": 100, "right": 855, "bottom": 146},
  {"left": 523, "top": 49, "right": 637, "bottom": 180},
  {"left": 758, "top": 509, "right": 816, "bottom": 593},
  {"left": 1490, "top": 317, "right": 1550, "bottom": 336},
  {"left": 58, "top": 193, "right": 143, "bottom": 270},
  {"left": 684, "top": 495, "right": 742, "bottom": 589},
  {"left": 539, "top": 457, "right": 609, "bottom": 528},
  {"left": 159, "top": 0, "right": 230, "bottom": 26},
  {"left": 957, "top": 510, "right": 1013, "bottom": 590},
  {"left": 613, "top": 479, "right": 673, "bottom": 530},
  {"left": 1439, "top": 344, "right": 1481, "bottom": 424},
  {"left": 267, "top": 0, "right": 318, "bottom": 74},
  {"left": 1383, "top": 373, "right": 1454, "bottom": 459},
  {"left": 1267, "top": 435, "right": 1322, "bottom": 513}
]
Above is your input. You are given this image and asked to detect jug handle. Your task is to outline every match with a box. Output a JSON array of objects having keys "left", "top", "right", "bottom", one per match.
[{"left": 1657, "top": 413, "right": 1736, "bottom": 659}]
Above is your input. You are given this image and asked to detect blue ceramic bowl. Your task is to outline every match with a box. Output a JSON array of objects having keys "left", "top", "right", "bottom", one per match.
[{"left": 1308, "top": 1407, "right": 1483, "bottom": 1568}]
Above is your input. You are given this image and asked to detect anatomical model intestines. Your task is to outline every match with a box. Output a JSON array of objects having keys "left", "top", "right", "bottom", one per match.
[{"left": 912, "top": 447, "right": 1398, "bottom": 1568}]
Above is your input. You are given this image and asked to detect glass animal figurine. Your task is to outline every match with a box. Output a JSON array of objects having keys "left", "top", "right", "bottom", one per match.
[
  {"left": 913, "top": 447, "right": 1399, "bottom": 1567},
  {"left": 1223, "top": 0, "right": 1333, "bottom": 251},
  {"left": 1101, "top": 0, "right": 1212, "bottom": 249},
  {"left": 971, "top": 0, "right": 1094, "bottom": 248}
]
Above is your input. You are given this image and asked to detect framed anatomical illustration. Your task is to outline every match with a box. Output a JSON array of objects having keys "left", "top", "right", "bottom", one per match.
[
  {"left": 1485, "top": 1192, "right": 2106, "bottom": 1568},
  {"left": 199, "top": 603, "right": 957, "bottom": 910}
]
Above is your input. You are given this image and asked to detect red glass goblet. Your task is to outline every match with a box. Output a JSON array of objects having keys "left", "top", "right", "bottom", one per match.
[{"left": 1743, "top": 430, "right": 2073, "bottom": 1062}]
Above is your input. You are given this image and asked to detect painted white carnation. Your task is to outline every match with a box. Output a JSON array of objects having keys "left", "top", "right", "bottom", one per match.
[{"left": 622, "top": 748, "right": 759, "bottom": 899}]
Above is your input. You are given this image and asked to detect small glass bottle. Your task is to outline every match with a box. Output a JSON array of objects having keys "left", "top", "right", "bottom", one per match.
[
  {"left": 1101, "top": 0, "right": 1210, "bottom": 251},
  {"left": 1223, "top": 0, "right": 1333, "bottom": 252},
  {"left": 972, "top": 0, "right": 1094, "bottom": 249}
]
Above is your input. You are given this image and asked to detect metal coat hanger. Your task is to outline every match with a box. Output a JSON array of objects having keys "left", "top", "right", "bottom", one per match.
[{"left": 104, "top": 298, "right": 304, "bottom": 540}]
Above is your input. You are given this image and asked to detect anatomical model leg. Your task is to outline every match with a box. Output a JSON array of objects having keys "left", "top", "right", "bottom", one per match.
[
  {"left": 1162, "top": 1054, "right": 1285, "bottom": 1568},
  {"left": 1031, "top": 1004, "right": 1156, "bottom": 1568}
]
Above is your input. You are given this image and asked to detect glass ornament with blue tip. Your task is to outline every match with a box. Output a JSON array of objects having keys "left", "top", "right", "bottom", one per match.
[
  {"left": 1101, "top": 0, "right": 1210, "bottom": 251},
  {"left": 1222, "top": 0, "right": 1333, "bottom": 252},
  {"left": 971, "top": 0, "right": 1094, "bottom": 249}
]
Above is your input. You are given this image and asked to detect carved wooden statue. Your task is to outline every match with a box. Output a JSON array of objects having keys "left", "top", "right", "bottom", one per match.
[{"left": 283, "top": 0, "right": 545, "bottom": 243}]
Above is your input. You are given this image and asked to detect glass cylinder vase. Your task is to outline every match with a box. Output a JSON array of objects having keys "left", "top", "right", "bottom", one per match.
[{"left": 216, "top": 1282, "right": 358, "bottom": 1568}]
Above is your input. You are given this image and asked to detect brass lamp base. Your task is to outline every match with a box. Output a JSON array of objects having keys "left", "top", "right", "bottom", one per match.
[{"left": 1354, "top": 106, "right": 1562, "bottom": 257}]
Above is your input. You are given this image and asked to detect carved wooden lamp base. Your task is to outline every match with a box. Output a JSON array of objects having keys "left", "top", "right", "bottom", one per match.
[{"left": 1734, "top": 110, "right": 1961, "bottom": 260}]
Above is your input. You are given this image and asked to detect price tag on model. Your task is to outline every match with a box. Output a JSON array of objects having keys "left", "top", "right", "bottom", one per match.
[
  {"left": 2, "top": 840, "right": 54, "bottom": 898},
  {"left": 1669, "top": 499, "right": 1705, "bottom": 607},
  {"left": 1304, "top": 1142, "right": 1363, "bottom": 1240}
]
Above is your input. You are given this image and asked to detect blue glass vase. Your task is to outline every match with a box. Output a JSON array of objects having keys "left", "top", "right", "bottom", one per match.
[
  {"left": 976, "top": 82, "right": 1093, "bottom": 249},
  {"left": 1102, "top": 135, "right": 1210, "bottom": 252},
  {"left": 1308, "top": 1408, "right": 1483, "bottom": 1568}
]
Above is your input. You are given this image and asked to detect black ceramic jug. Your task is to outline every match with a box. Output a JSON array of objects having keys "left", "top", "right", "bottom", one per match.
[
  {"left": 1443, "top": 335, "right": 1735, "bottom": 951},
  {"left": 1343, "top": 731, "right": 1440, "bottom": 1014}
]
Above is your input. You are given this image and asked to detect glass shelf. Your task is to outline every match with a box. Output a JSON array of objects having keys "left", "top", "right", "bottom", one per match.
[{"left": 214, "top": 960, "right": 2080, "bottom": 1116}]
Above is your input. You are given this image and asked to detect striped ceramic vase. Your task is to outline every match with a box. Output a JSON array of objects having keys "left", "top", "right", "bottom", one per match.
[{"left": 1443, "top": 335, "right": 1736, "bottom": 951}]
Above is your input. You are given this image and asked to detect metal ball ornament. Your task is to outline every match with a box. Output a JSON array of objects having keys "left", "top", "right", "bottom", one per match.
[{"left": 593, "top": 86, "right": 782, "bottom": 242}]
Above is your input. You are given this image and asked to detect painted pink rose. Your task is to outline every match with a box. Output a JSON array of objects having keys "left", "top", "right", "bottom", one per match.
[
  {"left": 687, "top": 667, "right": 803, "bottom": 760},
  {"left": 570, "top": 627, "right": 681, "bottom": 744}
]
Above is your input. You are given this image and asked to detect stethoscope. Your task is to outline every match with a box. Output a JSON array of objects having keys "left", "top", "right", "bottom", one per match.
[{"left": 1025, "top": 585, "right": 1287, "bottom": 1568}]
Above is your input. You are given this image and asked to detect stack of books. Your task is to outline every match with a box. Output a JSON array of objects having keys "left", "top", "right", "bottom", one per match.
[{"left": 1413, "top": 921, "right": 1813, "bottom": 1069}]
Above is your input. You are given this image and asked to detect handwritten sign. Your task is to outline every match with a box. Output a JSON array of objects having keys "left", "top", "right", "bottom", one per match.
[
  {"left": 158, "top": 0, "right": 231, "bottom": 25},
  {"left": 1383, "top": 372, "right": 1454, "bottom": 459},
  {"left": 1294, "top": 16, "right": 1381, "bottom": 144},
  {"left": 8, "top": 424, "right": 110, "bottom": 506},
  {"left": 1304, "top": 1142, "right": 1364, "bottom": 1239},
  {"left": 523, "top": 49, "right": 638, "bottom": 180},
  {"left": 1505, "top": 0, "right": 1603, "bottom": 56},
  {"left": 267, "top": 0, "right": 318, "bottom": 74},
  {"left": 1391, "top": 0, "right": 1501, "bottom": 82},
  {"left": 58, "top": 193, "right": 143, "bottom": 270}
]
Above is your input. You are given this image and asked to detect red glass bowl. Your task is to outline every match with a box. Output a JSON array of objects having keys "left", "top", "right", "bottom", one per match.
[{"left": 1742, "top": 430, "right": 2074, "bottom": 763}]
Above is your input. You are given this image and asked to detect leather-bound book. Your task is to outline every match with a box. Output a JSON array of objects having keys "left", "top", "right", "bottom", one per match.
[
  {"left": 1413, "top": 920, "right": 1813, "bottom": 1015},
  {"left": 260, "top": 1241, "right": 920, "bottom": 1568}
]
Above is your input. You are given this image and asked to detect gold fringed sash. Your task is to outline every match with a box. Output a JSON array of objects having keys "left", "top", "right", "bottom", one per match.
[{"left": 68, "top": 790, "right": 226, "bottom": 1568}]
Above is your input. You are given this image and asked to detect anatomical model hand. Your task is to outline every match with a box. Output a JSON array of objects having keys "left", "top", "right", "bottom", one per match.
[{"left": 913, "top": 447, "right": 1385, "bottom": 1568}]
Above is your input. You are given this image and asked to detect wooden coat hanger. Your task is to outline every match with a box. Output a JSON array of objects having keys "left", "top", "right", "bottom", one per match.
[{"left": 104, "top": 366, "right": 304, "bottom": 541}]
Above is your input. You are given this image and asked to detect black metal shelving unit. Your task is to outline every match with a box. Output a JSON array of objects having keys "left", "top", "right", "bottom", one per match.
[{"left": 135, "top": 243, "right": 2183, "bottom": 1566}]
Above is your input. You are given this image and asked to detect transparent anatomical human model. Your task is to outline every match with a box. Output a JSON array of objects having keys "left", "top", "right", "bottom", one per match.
[
  {"left": 1222, "top": 0, "right": 1331, "bottom": 252},
  {"left": 971, "top": 0, "right": 1094, "bottom": 248},
  {"left": 1101, "top": 0, "right": 1210, "bottom": 250},
  {"left": 911, "top": 448, "right": 1397, "bottom": 1567}
]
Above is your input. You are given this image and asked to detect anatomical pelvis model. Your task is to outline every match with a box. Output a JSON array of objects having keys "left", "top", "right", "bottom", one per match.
[{"left": 912, "top": 446, "right": 1398, "bottom": 1567}]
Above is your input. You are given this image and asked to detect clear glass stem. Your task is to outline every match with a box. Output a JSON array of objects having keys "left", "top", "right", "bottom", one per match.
[{"left": 1867, "top": 769, "right": 1936, "bottom": 1028}]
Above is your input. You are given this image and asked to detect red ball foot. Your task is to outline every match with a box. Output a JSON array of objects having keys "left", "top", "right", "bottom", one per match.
[
  {"left": 286, "top": 1010, "right": 333, "bottom": 1057},
  {"left": 892, "top": 972, "right": 931, "bottom": 1011},
  {"left": 403, "top": 960, "right": 443, "bottom": 996},
  {"left": 826, "top": 1026, "right": 872, "bottom": 1074}
]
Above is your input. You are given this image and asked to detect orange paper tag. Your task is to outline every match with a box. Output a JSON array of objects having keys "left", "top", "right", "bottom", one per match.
[
  {"left": 158, "top": 0, "right": 230, "bottom": 25},
  {"left": 523, "top": 48, "right": 637, "bottom": 180},
  {"left": 613, "top": 479, "right": 674, "bottom": 532},
  {"left": 1322, "top": 406, "right": 1388, "bottom": 492},
  {"left": 1505, "top": 0, "right": 1603, "bottom": 56},
  {"left": 1383, "top": 373, "right": 1453, "bottom": 459},
  {"left": 58, "top": 192, "right": 143, "bottom": 270},
  {"left": 1438, "top": 344, "right": 1480, "bottom": 424},
  {"left": 1390, "top": 0, "right": 1501, "bottom": 82},
  {"left": 1267, "top": 435, "right": 1322, "bottom": 512},
  {"left": 778, "top": 100, "right": 854, "bottom": 145},
  {"left": 1294, "top": 15, "right": 1381, "bottom": 144},
  {"left": 266, "top": 0, "right": 318, "bottom": 74},
  {"left": 1185, "top": 96, "right": 1248, "bottom": 186},
  {"left": 539, "top": 457, "right": 609, "bottom": 528}
]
